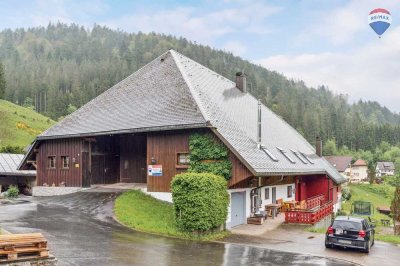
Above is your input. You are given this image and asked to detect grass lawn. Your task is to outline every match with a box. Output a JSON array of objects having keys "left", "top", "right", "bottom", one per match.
[
  {"left": 341, "top": 184, "right": 400, "bottom": 245},
  {"left": 341, "top": 184, "right": 395, "bottom": 222},
  {"left": 0, "top": 99, "right": 55, "bottom": 148},
  {"left": 114, "top": 190, "right": 229, "bottom": 241},
  {"left": 304, "top": 184, "right": 400, "bottom": 245}
]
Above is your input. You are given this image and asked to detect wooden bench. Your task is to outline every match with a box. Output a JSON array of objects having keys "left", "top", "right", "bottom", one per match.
[{"left": 0, "top": 233, "right": 49, "bottom": 262}]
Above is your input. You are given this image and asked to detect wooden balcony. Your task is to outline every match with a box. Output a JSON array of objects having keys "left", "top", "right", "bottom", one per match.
[{"left": 285, "top": 194, "right": 333, "bottom": 225}]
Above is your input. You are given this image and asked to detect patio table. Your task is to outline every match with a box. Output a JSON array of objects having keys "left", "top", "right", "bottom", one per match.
[{"left": 265, "top": 203, "right": 282, "bottom": 219}]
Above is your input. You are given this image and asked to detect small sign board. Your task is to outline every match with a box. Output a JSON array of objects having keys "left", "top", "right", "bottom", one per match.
[{"left": 148, "top": 165, "right": 162, "bottom": 176}]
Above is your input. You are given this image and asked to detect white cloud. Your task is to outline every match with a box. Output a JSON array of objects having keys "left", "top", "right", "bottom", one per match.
[
  {"left": 298, "top": 0, "right": 398, "bottom": 45},
  {"left": 101, "top": 2, "right": 282, "bottom": 46},
  {"left": 255, "top": 25, "right": 400, "bottom": 112}
]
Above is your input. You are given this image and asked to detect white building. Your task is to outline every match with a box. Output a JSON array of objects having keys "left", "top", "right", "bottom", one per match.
[{"left": 376, "top": 162, "right": 395, "bottom": 177}]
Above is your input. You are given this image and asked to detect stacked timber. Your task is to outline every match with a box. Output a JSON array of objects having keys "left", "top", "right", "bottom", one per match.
[{"left": 0, "top": 233, "right": 49, "bottom": 262}]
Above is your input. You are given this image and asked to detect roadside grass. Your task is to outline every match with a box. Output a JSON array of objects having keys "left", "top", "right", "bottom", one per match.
[
  {"left": 375, "top": 234, "right": 400, "bottom": 245},
  {"left": 305, "top": 227, "right": 327, "bottom": 234},
  {"left": 114, "top": 190, "right": 229, "bottom": 241},
  {"left": 0, "top": 99, "right": 55, "bottom": 148}
]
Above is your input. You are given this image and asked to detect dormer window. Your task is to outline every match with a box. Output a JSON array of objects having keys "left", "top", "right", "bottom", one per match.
[
  {"left": 290, "top": 149, "right": 308, "bottom": 164},
  {"left": 277, "top": 147, "right": 296, "bottom": 164},
  {"left": 261, "top": 147, "right": 278, "bottom": 162}
]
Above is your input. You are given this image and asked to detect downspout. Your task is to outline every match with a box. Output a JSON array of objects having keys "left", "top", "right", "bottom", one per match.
[{"left": 257, "top": 99, "right": 262, "bottom": 149}]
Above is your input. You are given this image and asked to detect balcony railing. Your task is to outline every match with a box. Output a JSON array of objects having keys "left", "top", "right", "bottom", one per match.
[{"left": 285, "top": 194, "right": 333, "bottom": 225}]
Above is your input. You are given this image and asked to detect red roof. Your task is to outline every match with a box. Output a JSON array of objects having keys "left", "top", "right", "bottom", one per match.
[
  {"left": 325, "top": 156, "right": 352, "bottom": 172},
  {"left": 353, "top": 159, "right": 367, "bottom": 166}
]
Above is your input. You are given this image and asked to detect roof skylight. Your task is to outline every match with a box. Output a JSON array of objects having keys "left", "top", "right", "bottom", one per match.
[
  {"left": 277, "top": 147, "right": 296, "bottom": 164},
  {"left": 301, "top": 152, "right": 314, "bottom": 164},
  {"left": 291, "top": 149, "right": 308, "bottom": 164},
  {"left": 261, "top": 147, "right": 279, "bottom": 162}
]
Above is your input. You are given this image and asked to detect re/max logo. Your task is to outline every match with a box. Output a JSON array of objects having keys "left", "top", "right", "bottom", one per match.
[{"left": 370, "top": 15, "right": 390, "bottom": 21}]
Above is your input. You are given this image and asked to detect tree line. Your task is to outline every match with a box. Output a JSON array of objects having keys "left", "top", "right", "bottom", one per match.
[{"left": 0, "top": 23, "right": 399, "bottom": 153}]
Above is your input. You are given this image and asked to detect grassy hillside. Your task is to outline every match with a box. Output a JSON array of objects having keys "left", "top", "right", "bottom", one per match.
[
  {"left": 0, "top": 99, "right": 54, "bottom": 149},
  {"left": 341, "top": 184, "right": 400, "bottom": 244}
]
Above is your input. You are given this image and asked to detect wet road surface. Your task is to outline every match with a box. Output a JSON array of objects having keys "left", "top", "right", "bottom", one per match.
[
  {"left": 223, "top": 224, "right": 400, "bottom": 266},
  {"left": 0, "top": 190, "right": 357, "bottom": 266}
]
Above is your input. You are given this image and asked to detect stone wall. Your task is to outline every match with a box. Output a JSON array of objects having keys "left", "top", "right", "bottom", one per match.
[{"left": 32, "top": 186, "right": 86, "bottom": 197}]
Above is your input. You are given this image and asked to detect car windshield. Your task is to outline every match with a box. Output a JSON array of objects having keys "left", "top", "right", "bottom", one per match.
[{"left": 333, "top": 220, "right": 362, "bottom": 231}]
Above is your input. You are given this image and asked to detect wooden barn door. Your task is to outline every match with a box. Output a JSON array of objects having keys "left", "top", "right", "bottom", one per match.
[{"left": 91, "top": 155, "right": 105, "bottom": 184}]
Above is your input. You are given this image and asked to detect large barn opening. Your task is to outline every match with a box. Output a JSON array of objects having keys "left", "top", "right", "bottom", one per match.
[{"left": 82, "top": 134, "right": 147, "bottom": 187}]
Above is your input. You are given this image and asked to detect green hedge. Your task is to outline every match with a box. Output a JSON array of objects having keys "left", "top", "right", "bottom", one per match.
[{"left": 171, "top": 172, "right": 229, "bottom": 232}]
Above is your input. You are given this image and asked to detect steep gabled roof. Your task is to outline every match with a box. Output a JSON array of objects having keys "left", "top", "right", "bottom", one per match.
[
  {"left": 40, "top": 51, "right": 207, "bottom": 138},
  {"left": 325, "top": 156, "right": 353, "bottom": 172},
  {"left": 0, "top": 153, "right": 35, "bottom": 176},
  {"left": 30, "top": 50, "right": 346, "bottom": 184},
  {"left": 353, "top": 159, "right": 367, "bottom": 167},
  {"left": 376, "top": 161, "right": 395, "bottom": 171}
]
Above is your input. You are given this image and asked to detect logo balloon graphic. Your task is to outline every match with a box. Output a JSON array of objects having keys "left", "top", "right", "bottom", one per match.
[{"left": 368, "top": 8, "right": 391, "bottom": 38}]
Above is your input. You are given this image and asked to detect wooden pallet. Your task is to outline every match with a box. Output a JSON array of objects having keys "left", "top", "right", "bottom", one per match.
[{"left": 0, "top": 233, "right": 49, "bottom": 262}]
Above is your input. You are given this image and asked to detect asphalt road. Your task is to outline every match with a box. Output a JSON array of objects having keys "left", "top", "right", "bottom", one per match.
[
  {"left": 0, "top": 190, "right": 357, "bottom": 266},
  {"left": 223, "top": 224, "right": 400, "bottom": 266}
]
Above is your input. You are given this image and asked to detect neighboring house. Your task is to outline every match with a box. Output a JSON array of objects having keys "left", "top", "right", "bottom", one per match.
[
  {"left": 376, "top": 162, "right": 395, "bottom": 177},
  {"left": 351, "top": 159, "right": 369, "bottom": 183},
  {"left": 325, "top": 156, "right": 352, "bottom": 181},
  {"left": 0, "top": 153, "right": 36, "bottom": 192},
  {"left": 20, "top": 50, "right": 346, "bottom": 228}
]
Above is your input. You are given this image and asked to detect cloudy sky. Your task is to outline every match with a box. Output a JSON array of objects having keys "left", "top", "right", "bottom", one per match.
[{"left": 0, "top": 0, "right": 398, "bottom": 112}]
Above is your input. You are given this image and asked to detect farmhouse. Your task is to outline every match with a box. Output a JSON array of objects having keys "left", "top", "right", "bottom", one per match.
[
  {"left": 0, "top": 153, "right": 36, "bottom": 193},
  {"left": 20, "top": 50, "right": 346, "bottom": 228},
  {"left": 325, "top": 156, "right": 352, "bottom": 181},
  {"left": 351, "top": 159, "right": 369, "bottom": 183},
  {"left": 376, "top": 161, "right": 395, "bottom": 177}
]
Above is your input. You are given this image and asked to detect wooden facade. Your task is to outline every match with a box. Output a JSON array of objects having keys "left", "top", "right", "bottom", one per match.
[
  {"left": 35, "top": 128, "right": 256, "bottom": 191},
  {"left": 146, "top": 130, "right": 191, "bottom": 192},
  {"left": 120, "top": 134, "right": 147, "bottom": 183},
  {"left": 37, "top": 138, "right": 83, "bottom": 187}
]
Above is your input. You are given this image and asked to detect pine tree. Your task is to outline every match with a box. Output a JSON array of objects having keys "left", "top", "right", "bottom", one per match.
[
  {"left": 391, "top": 178, "right": 400, "bottom": 235},
  {"left": 0, "top": 62, "right": 6, "bottom": 99}
]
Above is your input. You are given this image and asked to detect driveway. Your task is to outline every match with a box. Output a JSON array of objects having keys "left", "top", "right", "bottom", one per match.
[
  {"left": 223, "top": 223, "right": 400, "bottom": 266},
  {"left": 0, "top": 190, "right": 357, "bottom": 266}
]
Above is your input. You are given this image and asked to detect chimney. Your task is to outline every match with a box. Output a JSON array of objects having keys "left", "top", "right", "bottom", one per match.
[
  {"left": 316, "top": 136, "right": 322, "bottom": 157},
  {"left": 236, "top": 72, "right": 247, "bottom": 93},
  {"left": 257, "top": 99, "right": 262, "bottom": 149}
]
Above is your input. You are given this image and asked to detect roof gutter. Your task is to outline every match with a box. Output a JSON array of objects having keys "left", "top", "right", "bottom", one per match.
[{"left": 37, "top": 123, "right": 209, "bottom": 141}]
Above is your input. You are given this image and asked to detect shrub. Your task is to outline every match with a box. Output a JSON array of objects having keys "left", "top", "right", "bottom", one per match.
[
  {"left": 6, "top": 185, "right": 19, "bottom": 199},
  {"left": 188, "top": 133, "right": 232, "bottom": 180},
  {"left": 336, "top": 209, "right": 348, "bottom": 216},
  {"left": 0, "top": 145, "right": 24, "bottom": 154},
  {"left": 171, "top": 172, "right": 229, "bottom": 232},
  {"left": 341, "top": 186, "right": 351, "bottom": 201}
]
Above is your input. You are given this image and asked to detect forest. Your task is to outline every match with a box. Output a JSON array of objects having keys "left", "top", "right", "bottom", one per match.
[{"left": 0, "top": 23, "right": 399, "bottom": 154}]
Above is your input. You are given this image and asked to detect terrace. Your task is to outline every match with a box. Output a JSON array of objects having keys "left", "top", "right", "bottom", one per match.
[{"left": 284, "top": 194, "right": 333, "bottom": 225}]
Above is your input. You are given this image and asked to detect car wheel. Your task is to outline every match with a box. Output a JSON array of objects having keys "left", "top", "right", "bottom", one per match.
[
  {"left": 325, "top": 239, "right": 331, "bottom": 249},
  {"left": 364, "top": 239, "right": 371, "bottom": 253}
]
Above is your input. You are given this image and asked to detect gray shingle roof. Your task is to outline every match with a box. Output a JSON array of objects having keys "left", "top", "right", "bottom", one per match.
[
  {"left": 40, "top": 52, "right": 207, "bottom": 138},
  {"left": 377, "top": 161, "right": 395, "bottom": 171},
  {"left": 0, "top": 153, "right": 36, "bottom": 176},
  {"left": 35, "top": 50, "right": 346, "bottom": 184}
]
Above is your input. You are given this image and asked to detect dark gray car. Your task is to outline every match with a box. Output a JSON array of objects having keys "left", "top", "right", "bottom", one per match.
[{"left": 325, "top": 216, "right": 375, "bottom": 253}]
